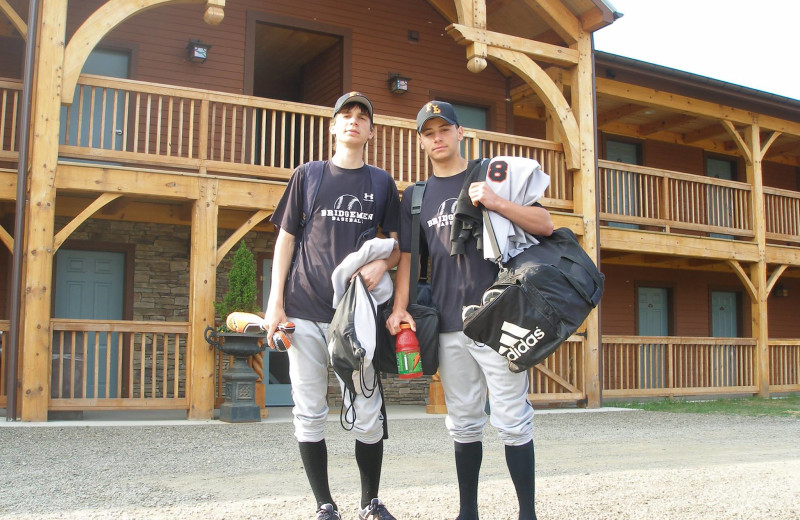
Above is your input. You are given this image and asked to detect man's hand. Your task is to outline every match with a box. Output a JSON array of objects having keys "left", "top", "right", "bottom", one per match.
[
  {"left": 263, "top": 304, "right": 288, "bottom": 350},
  {"left": 385, "top": 308, "right": 416, "bottom": 335},
  {"left": 353, "top": 258, "right": 389, "bottom": 291},
  {"left": 468, "top": 181, "right": 503, "bottom": 210}
]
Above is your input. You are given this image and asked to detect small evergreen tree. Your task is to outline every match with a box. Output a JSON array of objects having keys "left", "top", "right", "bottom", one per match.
[{"left": 216, "top": 240, "right": 258, "bottom": 330}]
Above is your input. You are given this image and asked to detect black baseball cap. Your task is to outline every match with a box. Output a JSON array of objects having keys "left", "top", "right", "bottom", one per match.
[
  {"left": 333, "top": 91, "right": 374, "bottom": 122},
  {"left": 416, "top": 101, "right": 459, "bottom": 132}
]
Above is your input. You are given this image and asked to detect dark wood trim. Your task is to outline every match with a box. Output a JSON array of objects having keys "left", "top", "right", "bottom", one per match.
[
  {"left": 601, "top": 132, "right": 644, "bottom": 165},
  {"left": 702, "top": 151, "right": 742, "bottom": 182},
  {"left": 244, "top": 10, "right": 353, "bottom": 97}
]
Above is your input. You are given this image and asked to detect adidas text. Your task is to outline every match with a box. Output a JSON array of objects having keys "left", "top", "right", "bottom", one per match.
[{"left": 497, "top": 322, "right": 545, "bottom": 361}]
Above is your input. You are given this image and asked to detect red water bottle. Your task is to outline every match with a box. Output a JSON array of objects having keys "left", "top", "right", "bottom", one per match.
[{"left": 396, "top": 322, "right": 423, "bottom": 379}]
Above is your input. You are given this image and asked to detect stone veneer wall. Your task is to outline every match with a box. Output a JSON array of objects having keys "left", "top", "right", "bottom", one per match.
[{"left": 57, "top": 218, "right": 429, "bottom": 406}]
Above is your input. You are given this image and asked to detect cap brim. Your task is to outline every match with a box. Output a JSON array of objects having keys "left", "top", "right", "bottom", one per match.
[
  {"left": 335, "top": 95, "right": 373, "bottom": 119},
  {"left": 417, "top": 114, "right": 457, "bottom": 133}
]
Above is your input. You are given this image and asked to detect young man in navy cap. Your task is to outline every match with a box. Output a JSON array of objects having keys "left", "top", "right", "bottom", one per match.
[
  {"left": 265, "top": 92, "right": 400, "bottom": 520},
  {"left": 387, "top": 101, "right": 553, "bottom": 520}
]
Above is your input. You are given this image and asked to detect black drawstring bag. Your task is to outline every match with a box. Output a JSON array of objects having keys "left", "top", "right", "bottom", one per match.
[
  {"left": 327, "top": 273, "right": 379, "bottom": 430},
  {"left": 462, "top": 227, "right": 604, "bottom": 372}
]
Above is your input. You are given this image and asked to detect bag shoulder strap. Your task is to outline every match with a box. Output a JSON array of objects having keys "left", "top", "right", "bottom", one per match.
[
  {"left": 301, "top": 160, "right": 326, "bottom": 229},
  {"left": 366, "top": 165, "right": 389, "bottom": 226},
  {"left": 409, "top": 181, "right": 427, "bottom": 302}
]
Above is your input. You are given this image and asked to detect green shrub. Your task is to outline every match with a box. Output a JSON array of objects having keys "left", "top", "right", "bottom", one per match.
[{"left": 215, "top": 240, "right": 258, "bottom": 330}]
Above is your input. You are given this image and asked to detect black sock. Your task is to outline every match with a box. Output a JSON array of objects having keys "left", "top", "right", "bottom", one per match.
[
  {"left": 355, "top": 439, "right": 383, "bottom": 509},
  {"left": 505, "top": 441, "right": 536, "bottom": 520},
  {"left": 298, "top": 440, "right": 336, "bottom": 511},
  {"left": 454, "top": 441, "right": 482, "bottom": 520}
]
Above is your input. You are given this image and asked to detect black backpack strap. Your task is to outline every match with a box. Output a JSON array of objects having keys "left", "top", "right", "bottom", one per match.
[
  {"left": 366, "top": 165, "right": 389, "bottom": 226},
  {"left": 301, "top": 160, "right": 326, "bottom": 229},
  {"left": 409, "top": 181, "right": 427, "bottom": 303}
]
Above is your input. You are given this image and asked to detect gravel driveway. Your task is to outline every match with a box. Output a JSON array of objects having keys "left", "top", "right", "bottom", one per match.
[{"left": 2, "top": 407, "right": 798, "bottom": 519}]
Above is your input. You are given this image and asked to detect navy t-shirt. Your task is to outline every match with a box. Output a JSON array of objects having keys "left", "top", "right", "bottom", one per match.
[
  {"left": 271, "top": 161, "right": 400, "bottom": 323},
  {"left": 399, "top": 167, "right": 498, "bottom": 332}
]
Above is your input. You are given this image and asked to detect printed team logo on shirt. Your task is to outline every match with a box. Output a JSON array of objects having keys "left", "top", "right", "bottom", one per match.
[
  {"left": 320, "top": 194, "right": 374, "bottom": 223},
  {"left": 426, "top": 198, "right": 457, "bottom": 229}
]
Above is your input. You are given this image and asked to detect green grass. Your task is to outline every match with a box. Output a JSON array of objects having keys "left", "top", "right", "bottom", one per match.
[{"left": 611, "top": 394, "right": 800, "bottom": 418}]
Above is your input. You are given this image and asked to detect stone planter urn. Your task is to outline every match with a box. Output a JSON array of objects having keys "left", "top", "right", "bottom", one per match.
[{"left": 204, "top": 326, "right": 266, "bottom": 423}]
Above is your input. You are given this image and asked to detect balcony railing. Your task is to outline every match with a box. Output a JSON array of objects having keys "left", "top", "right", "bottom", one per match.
[
  {"left": 764, "top": 187, "right": 800, "bottom": 242},
  {"left": 769, "top": 339, "right": 800, "bottom": 391},
  {"left": 598, "top": 160, "right": 755, "bottom": 238},
  {"left": 49, "top": 319, "right": 189, "bottom": 410},
  {"left": 53, "top": 75, "right": 570, "bottom": 203},
  {"left": 602, "top": 336, "right": 759, "bottom": 398}
]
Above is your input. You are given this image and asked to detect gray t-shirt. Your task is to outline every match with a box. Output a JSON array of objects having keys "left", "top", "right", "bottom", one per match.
[
  {"left": 271, "top": 161, "right": 400, "bottom": 323},
  {"left": 399, "top": 166, "right": 498, "bottom": 332}
]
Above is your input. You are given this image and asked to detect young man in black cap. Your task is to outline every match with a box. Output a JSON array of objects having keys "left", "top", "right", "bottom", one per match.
[
  {"left": 265, "top": 92, "right": 400, "bottom": 520},
  {"left": 387, "top": 101, "right": 553, "bottom": 520}
]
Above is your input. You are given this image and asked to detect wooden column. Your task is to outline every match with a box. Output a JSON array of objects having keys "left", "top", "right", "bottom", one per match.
[
  {"left": 571, "top": 33, "right": 601, "bottom": 408},
  {"left": 744, "top": 125, "right": 770, "bottom": 397},
  {"left": 19, "top": 0, "right": 68, "bottom": 421},
  {"left": 187, "top": 177, "right": 219, "bottom": 419}
]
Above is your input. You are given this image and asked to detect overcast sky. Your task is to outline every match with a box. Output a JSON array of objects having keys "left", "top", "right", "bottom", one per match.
[{"left": 592, "top": 0, "right": 799, "bottom": 101}]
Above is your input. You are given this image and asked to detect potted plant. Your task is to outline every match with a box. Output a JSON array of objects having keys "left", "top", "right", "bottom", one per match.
[{"left": 204, "top": 240, "right": 266, "bottom": 422}]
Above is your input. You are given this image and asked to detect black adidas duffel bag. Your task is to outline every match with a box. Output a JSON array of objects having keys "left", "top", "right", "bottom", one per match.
[{"left": 462, "top": 227, "right": 604, "bottom": 372}]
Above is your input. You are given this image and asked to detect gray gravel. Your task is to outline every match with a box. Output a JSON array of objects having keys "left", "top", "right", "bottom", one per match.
[{"left": 1, "top": 407, "right": 799, "bottom": 519}]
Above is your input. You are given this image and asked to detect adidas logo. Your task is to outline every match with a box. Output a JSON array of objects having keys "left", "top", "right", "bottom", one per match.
[{"left": 497, "top": 322, "right": 545, "bottom": 361}]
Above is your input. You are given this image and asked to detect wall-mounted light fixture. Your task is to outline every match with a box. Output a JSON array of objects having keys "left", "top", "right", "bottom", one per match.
[
  {"left": 773, "top": 284, "right": 789, "bottom": 298},
  {"left": 388, "top": 73, "right": 410, "bottom": 94},
  {"left": 187, "top": 39, "right": 211, "bottom": 63}
]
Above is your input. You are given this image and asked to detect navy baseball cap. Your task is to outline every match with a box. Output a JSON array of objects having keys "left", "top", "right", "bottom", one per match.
[
  {"left": 416, "top": 101, "right": 459, "bottom": 132},
  {"left": 333, "top": 91, "right": 374, "bottom": 122}
]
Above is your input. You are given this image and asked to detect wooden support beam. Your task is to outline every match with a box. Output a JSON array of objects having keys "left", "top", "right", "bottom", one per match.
[
  {"left": 726, "top": 259, "right": 757, "bottom": 301},
  {"left": 20, "top": 0, "right": 68, "bottom": 421},
  {"left": 766, "top": 264, "right": 789, "bottom": 294},
  {"left": 53, "top": 192, "right": 122, "bottom": 250},
  {"left": 637, "top": 114, "right": 696, "bottom": 136},
  {"left": 721, "top": 120, "right": 752, "bottom": 165},
  {"left": 596, "top": 77, "right": 800, "bottom": 135},
  {"left": 187, "top": 177, "right": 219, "bottom": 419},
  {"left": 0, "top": 0, "right": 26, "bottom": 38},
  {"left": 596, "top": 103, "right": 647, "bottom": 127},
  {"left": 485, "top": 47, "right": 581, "bottom": 170},
  {"left": 0, "top": 170, "right": 16, "bottom": 200},
  {"left": 216, "top": 209, "right": 270, "bottom": 265},
  {"left": 447, "top": 24, "right": 580, "bottom": 66},
  {"left": 523, "top": 0, "right": 581, "bottom": 44},
  {"left": 760, "top": 131, "right": 781, "bottom": 156},
  {"left": 0, "top": 223, "right": 12, "bottom": 252}
]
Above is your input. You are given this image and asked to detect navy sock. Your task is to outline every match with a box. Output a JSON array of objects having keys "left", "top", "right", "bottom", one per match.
[
  {"left": 505, "top": 441, "right": 536, "bottom": 520},
  {"left": 298, "top": 440, "right": 336, "bottom": 511},
  {"left": 454, "top": 441, "right": 482, "bottom": 520},
  {"left": 355, "top": 439, "right": 384, "bottom": 509}
]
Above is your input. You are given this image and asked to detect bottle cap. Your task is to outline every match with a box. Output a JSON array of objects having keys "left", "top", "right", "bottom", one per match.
[{"left": 400, "top": 322, "right": 411, "bottom": 330}]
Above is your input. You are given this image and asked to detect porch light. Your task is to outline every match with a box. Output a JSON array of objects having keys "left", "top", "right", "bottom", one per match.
[
  {"left": 186, "top": 39, "right": 211, "bottom": 63},
  {"left": 388, "top": 73, "right": 410, "bottom": 94},
  {"left": 773, "top": 284, "right": 789, "bottom": 298}
]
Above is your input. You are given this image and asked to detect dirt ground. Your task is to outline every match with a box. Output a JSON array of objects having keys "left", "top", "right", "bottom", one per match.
[{"left": 1, "top": 408, "right": 799, "bottom": 519}]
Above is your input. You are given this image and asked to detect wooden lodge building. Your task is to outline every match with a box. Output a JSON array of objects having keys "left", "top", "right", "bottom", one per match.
[{"left": 1, "top": 0, "right": 798, "bottom": 421}]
